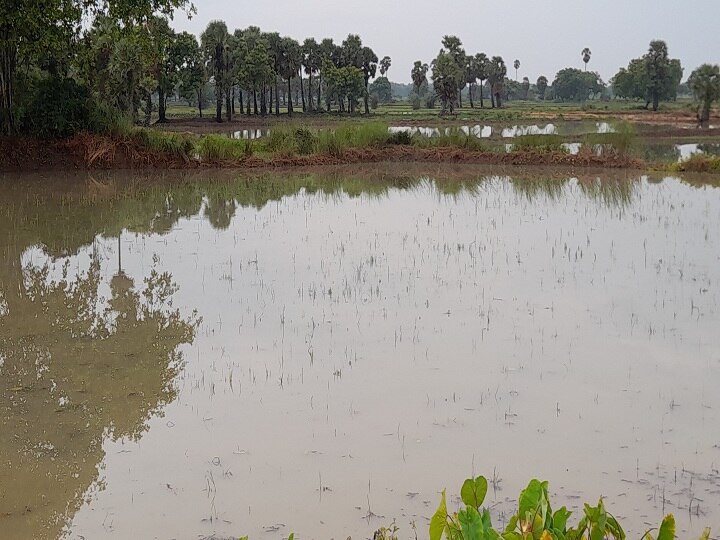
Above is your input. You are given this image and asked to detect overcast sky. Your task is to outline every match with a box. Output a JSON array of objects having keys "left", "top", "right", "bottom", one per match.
[{"left": 171, "top": 0, "right": 719, "bottom": 84}]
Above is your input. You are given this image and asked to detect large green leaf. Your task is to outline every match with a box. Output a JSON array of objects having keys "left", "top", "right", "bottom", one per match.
[
  {"left": 699, "top": 528, "right": 711, "bottom": 540},
  {"left": 459, "top": 506, "right": 484, "bottom": 540},
  {"left": 430, "top": 490, "right": 449, "bottom": 540},
  {"left": 552, "top": 507, "right": 572, "bottom": 532},
  {"left": 461, "top": 476, "right": 489, "bottom": 509},
  {"left": 519, "top": 479, "right": 549, "bottom": 524},
  {"left": 657, "top": 515, "right": 675, "bottom": 540}
]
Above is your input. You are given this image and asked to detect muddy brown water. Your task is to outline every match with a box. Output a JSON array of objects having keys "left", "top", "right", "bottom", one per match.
[{"left": 1, "top": 166, "right": 719, "bottom": 540}]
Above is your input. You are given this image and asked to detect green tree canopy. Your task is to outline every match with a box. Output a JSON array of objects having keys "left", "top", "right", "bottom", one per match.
[{"left": 689, "top": 64, "right": 720, "bottom": 125}]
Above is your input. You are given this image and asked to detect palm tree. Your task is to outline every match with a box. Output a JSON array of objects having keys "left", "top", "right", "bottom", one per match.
[
  {"left": 689, "top": 64, "right": 720, "bottom": 127},
  {"left": 536, "top": 75, "right": 548, "bottom": 100},
  {"left": 379, "top": 56, "right": 391, "bottom": 77},
  {"left": 488, "top": 56, "right": 507, "bottom": 108},
  {"left": 513, "top": 59, "right": 520, "bottom": 81},
  {"left": 280, "top": 37, "right": 302, "bottom": 116},
  {"left": 474, "top": 53, "right": 488, "bottom": 108},
  {"left": 302, "top": 38, "right": 319, "bottom": 111},
  {"left": 411, "top": 60, "right": 429, "bottom": 95},
  {"left": 359, "top": 46, "right": 378, "bottom": 114},
  {"left": 582, "top": 48, "right": 592, "bottom": 71},
  {"left": 200, "top": 21, "right": 230, "bottom": 123}
]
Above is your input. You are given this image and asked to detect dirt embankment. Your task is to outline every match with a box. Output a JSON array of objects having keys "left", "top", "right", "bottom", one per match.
[{"left": 0, "top": 134, "right": 645, "bottom": 173}]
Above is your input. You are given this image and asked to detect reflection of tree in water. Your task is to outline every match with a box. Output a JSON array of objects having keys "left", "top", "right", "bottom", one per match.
[{"left": 0, "top": 178, "right": 199, "bottom": 540}]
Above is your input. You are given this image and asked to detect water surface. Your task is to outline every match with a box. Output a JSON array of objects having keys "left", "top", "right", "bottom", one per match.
[{"left": 1, "top": 167, "right": 719, "bottom": 540}]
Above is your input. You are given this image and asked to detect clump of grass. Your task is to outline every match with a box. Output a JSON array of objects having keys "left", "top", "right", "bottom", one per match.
[
  {"left": 129, "top": 128, "right": 196, "bottom": 160},
  {"left": 260, "top": 126, "right": 317, "bottom": 157},
  {"left": 583, "top": 121, "right": 635, "bottom": 156},
  {"left": 511, "top": 134, "right": 565, "bottom": 153},
  {"left": 335, "top": 121, "right": 391, "bottom": 148},
  {"left": 316, "top": 130, "right": 346, "bottom": 157},
  {"left": 668, "top": 154, "right": 720, "bottom": 173},
  {"left": 413, "top": 128, "right": 485, "bottom": 151},
  {"left": 197, "top": 135, "right": 248, "bottom": 162}
]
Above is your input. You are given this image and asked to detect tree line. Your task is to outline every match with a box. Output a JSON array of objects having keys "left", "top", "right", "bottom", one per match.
[{"left": 1, "top": 0, "right": 718, "bottom": 137}]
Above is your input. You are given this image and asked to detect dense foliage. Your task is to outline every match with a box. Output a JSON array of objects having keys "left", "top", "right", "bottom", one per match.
[{"left": 611, "top": 40, "right": 683, "bottom": 110}]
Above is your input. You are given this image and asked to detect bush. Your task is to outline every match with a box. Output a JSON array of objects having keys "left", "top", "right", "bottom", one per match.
[
  {"left": 293, "top": 127, "right": 317, "bottom": 155},
  {"left": 387, "top": 131, "right": 414, "bottom": 145},
  {"left": 21, "top": 77, "right": 93, "bottom": 138},
  {"left": 369, "top": 94, "right": 379, "bottom": 110},
  {"left": 426, "top": 94, "right": 437, "bottom": 109}
]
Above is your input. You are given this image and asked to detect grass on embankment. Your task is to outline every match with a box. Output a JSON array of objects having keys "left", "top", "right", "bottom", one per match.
[{"left": 3, "top": 121, "right": 715, "bottom": 172}]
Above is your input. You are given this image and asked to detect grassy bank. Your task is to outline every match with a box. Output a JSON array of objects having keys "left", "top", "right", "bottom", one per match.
[{"left": 2, "top": 122, "right": 716, "bottom": 173}]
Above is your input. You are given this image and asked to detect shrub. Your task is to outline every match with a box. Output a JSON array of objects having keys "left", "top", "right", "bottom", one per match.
[
  {"left": 387, "top": 131, "right": 414, "bottom": 145},
  {"left": 21, "top": 77, "right": 92, "bottom": 138},
  {"left": 409, "top": 93, "right": 422, "bottom": 110}
]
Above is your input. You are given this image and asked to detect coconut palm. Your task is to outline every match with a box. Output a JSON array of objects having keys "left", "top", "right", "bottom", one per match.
[
  {"left": 513, "top": 59, "right": 520, "bottom": 81},
  {"left": 582, "top": 48, "right": 592, "bottom": 71},
  {"left": 689, "top": 64, "right": 720, "bottom": 126}
]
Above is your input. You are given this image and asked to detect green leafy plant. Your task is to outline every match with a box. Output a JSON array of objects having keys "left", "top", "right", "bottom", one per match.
[{"left": 430, "top": 476, "right": 706, "bottom": 540}]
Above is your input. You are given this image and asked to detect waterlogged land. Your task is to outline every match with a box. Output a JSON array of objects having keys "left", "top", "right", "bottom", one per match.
[{"left": 1, "top": 166, "right": 719, "bottom": 540}]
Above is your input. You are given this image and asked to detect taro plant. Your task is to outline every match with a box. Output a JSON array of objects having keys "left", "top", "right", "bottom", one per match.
[{"left": 431, "top": 476, "right": 710, "bottom": 540}]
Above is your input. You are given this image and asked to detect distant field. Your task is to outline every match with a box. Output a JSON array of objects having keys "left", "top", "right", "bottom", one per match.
[{"left": 157, "top": 98, "right": 717, "bottom": 137}]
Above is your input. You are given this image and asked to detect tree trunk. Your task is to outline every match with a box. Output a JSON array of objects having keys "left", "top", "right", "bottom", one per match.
[
  {"left": 231, "top": 87, "right": 236, "bottom": 115},
  {"left": 300, "top": 71, "right": 306, "bottom": 112},
  {"left": 225, "top": 91, "right": 232, "bottom": 122},
  {"left": 253, "top": 90, "right": 258, "bottom": 115},
  {"left": 158, "top": 86, "right": 167, "bottom": 122},
  {"left": 308, "top": 71, "right": 314, "bottom": 111},
  {"left": 246, "top": 92, "right": 251, "bottom": 116},
  {"left": 364, "top": 77, "right": 370, "bottom": 114},
  {"left": 197, "top": 88, "right": 203, "bottom": 118},
  {"left": 469, "top": 83, "right": 474, "bottom": 108},
  {"left": 238, "top": 89, "right": 244, "bottom": 115},
  {"left": 318, "top": 74, "right": 322, "bottom": 111},
  {"left": 275, "top": 77, "right": 280, "bottom": 116},
  {"left": 700, "top": 101, "right": 711, "bottom": 127},
  {"left": 495, "top": 92, "right": 502, "bottom": 108},
  {"left": 652, "top": 92, "right": 659, "bottom": 112},
  {"left": 458, "top": 90, "right": 463, "bottom": 109},
  {"left": 287, "top": 79, "right": 293, "bottom": 116},
  {"left": 479, "top": 79, "right": 484, "bottom": 108},
  {"left": 260, "top": 85, "right": 267, "bottom": 116},
  {"left": 215, "top": 84, "right": 223, "bottom": 123},
  {"left": 0, "top": 37, "right": 17, "bottom": 135}
]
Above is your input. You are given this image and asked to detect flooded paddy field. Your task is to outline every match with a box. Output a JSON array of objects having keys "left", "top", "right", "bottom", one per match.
[{"left": 1, "top": 166, "right": 719, "bottom": 540}]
